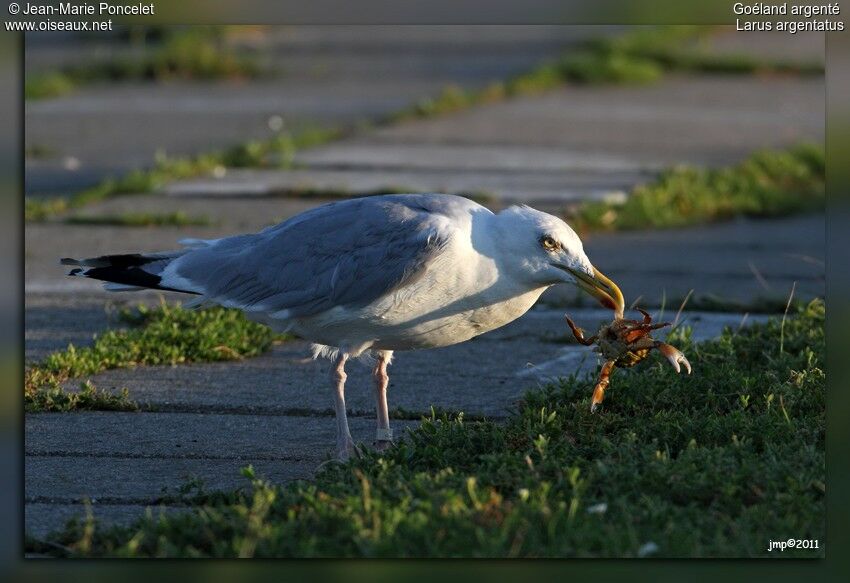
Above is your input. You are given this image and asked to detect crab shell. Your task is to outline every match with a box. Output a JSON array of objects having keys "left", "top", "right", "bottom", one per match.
[{"left": 594, "top": 317, "right": 660, "bottom": 366}]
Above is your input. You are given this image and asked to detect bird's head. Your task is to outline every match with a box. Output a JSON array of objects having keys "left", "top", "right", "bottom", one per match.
[{"left": 494, "top": 205, "right": 624, "bottom": 316}]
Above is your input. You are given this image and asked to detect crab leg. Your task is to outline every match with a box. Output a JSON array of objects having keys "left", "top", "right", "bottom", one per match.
[
  {"left": 637, "top": 308, "right": 653, "bottom": 325},
  {"left": 565, "top": 316, "right": 597, "bottom": 346},
  {"left": 655, "top": 342, "right": 692, "bottom": 374},
  {"left": 590, "top": 360, "right": 616, "bottom": 413}
]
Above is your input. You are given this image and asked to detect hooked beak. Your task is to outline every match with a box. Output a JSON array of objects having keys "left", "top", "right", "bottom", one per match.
[{"left": 565, "top": 265, "right": 625, "bottom": 318}]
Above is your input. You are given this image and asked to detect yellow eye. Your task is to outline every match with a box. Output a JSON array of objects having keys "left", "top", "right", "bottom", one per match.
[{"left": 541, "top": 236, "right": 559, "bottom": 251}]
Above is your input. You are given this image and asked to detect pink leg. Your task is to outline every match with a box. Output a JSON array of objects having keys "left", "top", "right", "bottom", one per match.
[
  {"left": 331, "top": 353, "right": 358, "bottom": 461},
  {"left": 373, "top": 351, "right": 393, "bottom": 452}
]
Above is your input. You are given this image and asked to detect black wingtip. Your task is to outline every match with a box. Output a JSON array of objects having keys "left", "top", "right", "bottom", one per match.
[
  {"left": 60, "top": 257, "right": 79, "bottom": 266},
  {"left": 68, "top": 268, "right": 83, "bottom": 276}
]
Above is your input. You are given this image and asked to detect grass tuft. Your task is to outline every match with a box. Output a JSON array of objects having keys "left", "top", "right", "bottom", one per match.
[
  {"left": 25, "top": 304, "right": 287, "bottom": 412},
  {"left": 597, "top": 25, "right": 824, "bottom": 76},
  {"left": 393, "top": 26, "right": 822, "bottom": 123},
  {"left": 570, "top": 144, "right": 824, "bottom": 232},
  {"left": 25, "top": 379, "right": 138, "bottom": 413},
  {"left": 30, "top": 300, "right": 825, "bottom": 557},
  {"left": 25, "top": 71, "right": 77, "bottom": 100},
  {"left": 557, "top": 51, "right": 663, "bottom": 85},
  {"left": 25, "top": 125, "right": 344, "bottom": 222},
  {"left": 25, "top": 27, "right": 261, "bottom": 101}
]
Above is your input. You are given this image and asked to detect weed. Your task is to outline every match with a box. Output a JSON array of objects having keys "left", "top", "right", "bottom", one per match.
[
  {"left": 25, "top": 304, "right": 287, "bottom": 412},
  {"left": 25, "top": 144, "right": 57, "bottom": 159},
  {"left": 392, "top": 26, "right": 822, "bottom": 123},
  {"left": 570, "top": 144, "right": 824, "bottom": 232},
  {"left": 24, "top": 125, "right": 345, "bottom": 222},
  {"left": 598, "top": 26, "right": 823, "bottom": 76},
  {"left": 557, "top": 51, "right": 663, "bottom": 85},
  {"left": 25, "top": 27, "right": 261, "bottom": 101},
  {"left": 25, "top": 71, "right": 76, "bottom": 100}
]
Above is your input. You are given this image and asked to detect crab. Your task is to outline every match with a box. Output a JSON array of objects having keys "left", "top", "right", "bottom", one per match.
[{"left": 565, "top": 308, "right": 691, "bottom": 412}]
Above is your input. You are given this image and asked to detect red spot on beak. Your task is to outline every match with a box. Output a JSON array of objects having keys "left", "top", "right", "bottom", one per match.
[{"left": 599, "top": 296, "right": 616, "bottom": 310}]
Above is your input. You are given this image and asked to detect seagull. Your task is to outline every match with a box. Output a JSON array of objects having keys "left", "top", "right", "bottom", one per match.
[{"left": 63, "top": 194, "right": 624, "bottom": 460}]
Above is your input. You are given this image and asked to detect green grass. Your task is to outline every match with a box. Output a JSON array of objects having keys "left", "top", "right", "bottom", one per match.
[
  {"left": 25, "top": 378, "right": 138, "bottom": 413},
  {"left": 25, "top": 126, "right": 344, "bottom": 222},
  {"left": 570, "top": 144, "right": 824, "bottom": 232},
  {"left": 393, "top": 26, "right": 822, "bottom": 122},
  {"left": 25, "top": 71, "right": 77, "bottom": 100},
  {"left": 65, "top": 211, "right": 215, "bottom": 228},
  {"left": 25, "top": 27, "right": 261, "bottom": 100},
  {"left": 25, "top": 304, "right": 287, "bottom": 412},
  {"left": 28, "top": 300, "right": 825, "bottom": 557},
  {"left": 595, "top": 26, "right": 824, "bottom": 76},
  {"left": 25, "top": 143, "right": 57, "bottom": 159}
]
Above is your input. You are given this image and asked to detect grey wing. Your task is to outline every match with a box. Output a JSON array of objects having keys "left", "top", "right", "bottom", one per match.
[{"left": 169, "top": 195, "right": 462, "bottom": 318}]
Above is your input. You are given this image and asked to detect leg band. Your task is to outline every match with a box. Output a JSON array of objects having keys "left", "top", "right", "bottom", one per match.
[{"left": 375, "top": 428, "right": 393, "bottom": 442}]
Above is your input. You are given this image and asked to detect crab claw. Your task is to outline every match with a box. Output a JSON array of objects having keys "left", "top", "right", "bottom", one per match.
[
  {"left": 656, "top": 342, "right": 692, "bottom": 374},
  {"left": 590, "top": 384, "right": 605, "bottom": 413},
  {"left": 590, "top": 360, "right": 616, "bottom": 413}
]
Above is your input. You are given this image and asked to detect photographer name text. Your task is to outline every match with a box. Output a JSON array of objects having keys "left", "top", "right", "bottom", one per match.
[{"left": 18, "top": 2, "right": 155, "bottom": 16}]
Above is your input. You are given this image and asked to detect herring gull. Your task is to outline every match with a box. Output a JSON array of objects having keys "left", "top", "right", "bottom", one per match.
[{"left": 63, "top": 194, "right": 624, "bottom": 460}]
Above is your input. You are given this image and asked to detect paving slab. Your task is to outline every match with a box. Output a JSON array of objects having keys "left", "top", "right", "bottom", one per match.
[
  {"left": 49, "top": 309, "right": 582, "bottom": 418},
  {"left": 165, "top": 166, "right": 646, "bottom": 205},
  {"left": 26, "top": 28, "right": 823, "bottom": 201},
  {"left": 351, "top": 75, "right": 823, "bottom": 170},
  {"left": 700, "top": 28, "right": 824, "bottom": 64},
  {"left": 26, "top": 412, "right": 420, "bottom": 460},
  {"left": 25, "top": 295, "right": 120, "bottom": 362},
  {"left": 297, "top": 142, "right": 656, "bottom": 173},
  {"left": 24, "top": 285, "right": 195, "bottom": 362},
  {"left": 25, "top": 456, "right": 316, "bottom": 502},
  {"left": 26, "top": 212, "right": 825, "bottom": 310},
  {"left": 24, "top": 411, "right": 419, "bottom": 537},
  {"left": 25, "top": 26, "right": 602, "bottom": 196},
  {"left": 45, "top": 308, "right": 762, "bottom": 418},
  {"left": 563, "top": 214, "right": 825, "bottom": 306},
  {"left": 25, "top": 503, "right": 175, "bottom": 540},
  {"left": 162, "top": 74, "right": 823, "bottom": 207}
]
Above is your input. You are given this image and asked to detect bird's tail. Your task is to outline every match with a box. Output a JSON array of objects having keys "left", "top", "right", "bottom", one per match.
[{"left": 61, "top": 251, "right": 198, "bottom": 294}]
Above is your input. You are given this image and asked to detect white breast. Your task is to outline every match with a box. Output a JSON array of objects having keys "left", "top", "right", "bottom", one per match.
[{"left": 290, "top": 228, "right": 546, "bottom": 353}]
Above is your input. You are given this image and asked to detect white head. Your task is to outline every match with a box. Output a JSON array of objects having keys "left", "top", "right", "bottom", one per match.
[{"left": 493, "top": 205, "right": 624, "bottom": 315}]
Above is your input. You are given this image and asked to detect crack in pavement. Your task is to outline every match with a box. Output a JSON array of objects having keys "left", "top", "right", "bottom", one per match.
[
  {"left": 27, "top": 495, "right": 211, "bottom": 507},
  {"left": 26, "top": 450, "right": 319, "bottom": 462}
]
